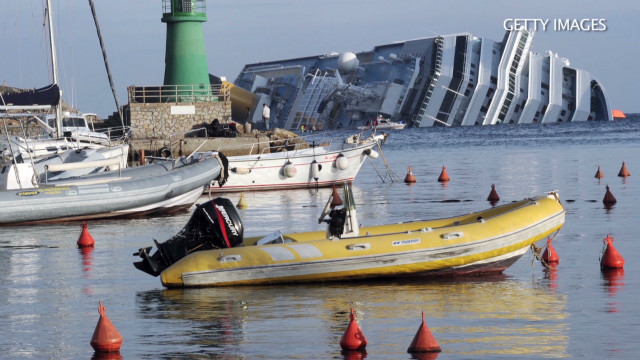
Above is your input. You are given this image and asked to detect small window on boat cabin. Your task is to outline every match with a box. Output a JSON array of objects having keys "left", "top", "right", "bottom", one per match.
[{"left": 62, "top": 117, "right": 87, "bottom": 128}]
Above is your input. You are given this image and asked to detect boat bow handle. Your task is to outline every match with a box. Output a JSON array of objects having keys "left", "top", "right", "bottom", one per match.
[
  {"left": 218, "top": 254, "right": 242, "bottom": 263},
  {"left": 347, "top": 243, "right": 371, "bottom": 251},
  {"left": 440, "top": 232, "right": 464, "bottom": 240}
]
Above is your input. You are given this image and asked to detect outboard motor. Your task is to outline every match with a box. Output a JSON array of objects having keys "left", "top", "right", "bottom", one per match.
[
  {"left": 134, "top": 198, "right": 243, "bottom": 276},
  {"left": 327, "top": 208, "right": 347, "bottom": 238}
]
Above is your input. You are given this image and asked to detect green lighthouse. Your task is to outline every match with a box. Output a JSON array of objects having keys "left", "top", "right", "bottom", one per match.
[{"left": 162, "top": 0, "right": 210, "bottom": 96}]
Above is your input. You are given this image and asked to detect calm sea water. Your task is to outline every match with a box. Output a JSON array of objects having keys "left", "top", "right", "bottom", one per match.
[{"left": 1, "top": 120, "right": 639, "bottom": 359}]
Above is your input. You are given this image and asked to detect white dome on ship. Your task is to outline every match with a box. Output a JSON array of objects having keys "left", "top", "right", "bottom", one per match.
[{"left": 338, "top": 52, "right": 359, "bottom": 73}]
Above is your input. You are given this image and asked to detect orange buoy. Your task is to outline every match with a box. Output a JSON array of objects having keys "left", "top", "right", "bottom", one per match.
[
  {"left": 340, "top": 308, "right": 368, "bottom": 351},
  {"left": 140, "top": 149, "right": 146, "bottom": 165},
  {"left": 331, "top": 185, "right": 343, "bottom": 208},
  {"left": 487, "top": 184, "right": 500, "bottom": 202},
  {"left": 618, "top": 161, "right": 630, "bottom": 177},
  {"left": 404, "top": 166, "right": 417, "bottom": 183},
  {"left": 437, "top": 165, "right": 450, "bottom": 183},
  {"left": 90, "top": 302, "right": 124, "bottom": 353},
  {"left": 594, "top": 165, "right": 604, "bottom": 179},
  {"left": 77, "top": 221, "right": 96, "bottom": 248},
  {"left": 542, "top": 237, "right": 560, "bottom": 263},
  {"left": 602, "top": 185, "right": 617, "bottom": 206},
  {"left": 407, "top": 311, "right": 441, "bottom": 353},
  {"left": 600, "top": 235, "right": 625, "bottom": 269}
]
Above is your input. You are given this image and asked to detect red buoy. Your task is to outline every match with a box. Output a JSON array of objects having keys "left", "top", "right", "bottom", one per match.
[
  {"left": 602, "top": 185, "right": 617, "bottom": 206},
  {"left": 487, "top": 184, "right": 500, "bottom": 203},
  {"left": 90, "top": 302, "right": 123, "bottom": 353},
  {"left": 600, "top": 235, "right": 625, "bottom": 269},
  {"left": 407, "top": 311, "right": 441, "bottom": 354},
  {"left": 594, "top": 165, "right": 604, "bottom": 179},
  {"left": 330, "top": 185, "right": 343, "bottom": 208},
  {"left": 340, "top": 308, "right": 368, "bottom": 351},
  {"left": 404, "top": 166, "right": 417, "bottom": 183},
  {"left": 618, "top": 161, "right": 630, "bottom": 177},
  {"left": 542, "top": 237, "right": 559, "bottom": 263},
  {"left": 437, "top": 166, "right": 450, "bottom": 183},
  {"left": 77, "top": 221, "right": 96, "bottom": 248}
]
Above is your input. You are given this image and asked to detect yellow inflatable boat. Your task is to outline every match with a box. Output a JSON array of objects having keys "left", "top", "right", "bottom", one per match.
[{"left": 134, "top": 186, "right": 565, "bottom": 288}]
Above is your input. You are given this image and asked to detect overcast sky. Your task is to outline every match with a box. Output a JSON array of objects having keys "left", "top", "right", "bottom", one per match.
[{"left": 1, "top": 0, "right": 637, "bottom": 118}]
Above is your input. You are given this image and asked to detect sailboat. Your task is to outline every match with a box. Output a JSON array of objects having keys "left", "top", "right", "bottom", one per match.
[
  {"left": 0, "top": 1, "right": 232, "bottom": 225},
  {"left": 0, "top": 0, "right": 128, "bottom": 183}
]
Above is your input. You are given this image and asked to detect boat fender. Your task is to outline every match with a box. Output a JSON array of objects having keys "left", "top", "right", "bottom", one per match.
[
  {"left": 363, "top": 148, "right": 379, "bottom": 159},
  {"left": 283, "top": 161, "right": 297, "bottom": 178},
  {"left": 311, "top": 160, "right": 322, "bottom": 181},
  {"left": 232, "top": 167, "right": 251, "bottom": 174},
  {"left": 335, "top": 153, "right": 349, "bottom": 170}
]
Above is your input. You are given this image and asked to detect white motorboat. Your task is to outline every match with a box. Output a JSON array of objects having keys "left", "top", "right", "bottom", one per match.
[
  {"left": 206, "top": 132, "right": 385, "bottom": 192},
  {"left": 357, "top": 116, "right": 406, "bottom": 130},
  {"left": 0, "top": 145, "right": 131, "bottom": 190}
]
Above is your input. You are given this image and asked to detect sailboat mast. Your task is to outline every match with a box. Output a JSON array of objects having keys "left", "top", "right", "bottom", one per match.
[
  {"left": 46, "top": 0, "right": 63, "bottom": 138},
  {"left": 88, "top": 0, "right": 125, "bottom": 132}
]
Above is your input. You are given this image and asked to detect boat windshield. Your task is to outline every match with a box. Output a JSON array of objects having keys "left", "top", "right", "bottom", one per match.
[
  {"left": 46, "top": 116, "right": 88, "bottom": 129},
  {"left": 62, "top": 117, "right": 88, "bottom": 128}
]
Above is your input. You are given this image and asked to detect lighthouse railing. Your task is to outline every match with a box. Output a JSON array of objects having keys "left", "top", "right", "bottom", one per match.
[{"left": 127, "top": 84, "right": 229, "bottom": 104}]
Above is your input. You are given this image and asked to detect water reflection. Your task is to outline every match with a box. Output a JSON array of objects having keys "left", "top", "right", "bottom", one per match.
[
  {"left": 543, "top": 262, "right": 560, "bottom": 293},
  {"left": 601, "top": 268, "right": 625, "bottom": 313},
  {"left": 78, "top": 247, "right": 96, "bottom": 295},
  {"left": 342, "top": 349, "right": 368, "bottom": 359},
  {"left": 79, "top": 247, "right": 95, "bottom": 276},
  {"left": 91, "top": 352, "right": 123, "bottom": 360},
  {"left": 135, "top": 289, "right": 249, "bottom": 359},
  {"left": 135, "top": 277, "right": 568, "bottom": 358},
  {"left": 410, "top": 352, "right": 440, "bottom": 360}
]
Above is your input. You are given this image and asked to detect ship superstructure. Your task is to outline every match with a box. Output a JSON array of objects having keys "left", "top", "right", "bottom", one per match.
[{"left": 233, "top": 29, "right": 611, "bottom": 130}]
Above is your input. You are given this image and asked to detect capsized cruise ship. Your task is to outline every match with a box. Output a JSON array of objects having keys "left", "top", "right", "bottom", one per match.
[{"left": 233, "top": 29, "right": 612, "bottom": 130}]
